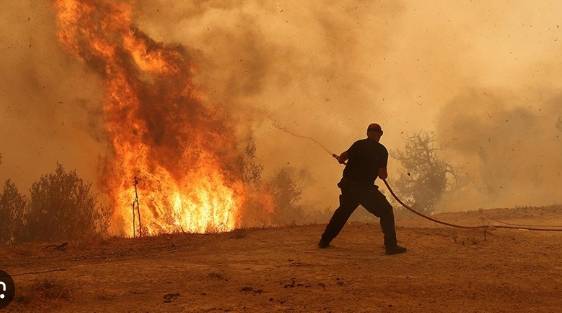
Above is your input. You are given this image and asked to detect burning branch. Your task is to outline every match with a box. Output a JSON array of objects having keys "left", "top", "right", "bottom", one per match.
[{"left": 132, "top": 176, "right": 142, "bottom": 237}]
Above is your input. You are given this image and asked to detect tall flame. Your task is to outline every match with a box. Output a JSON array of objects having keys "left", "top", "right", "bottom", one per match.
[{"left": 53, "top": 0, "right": 260, "bottom": 236}]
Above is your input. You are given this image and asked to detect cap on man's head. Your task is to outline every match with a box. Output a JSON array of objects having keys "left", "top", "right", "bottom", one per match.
[{"left": 367, "top": 123, "right": 383, "bottom": 133}]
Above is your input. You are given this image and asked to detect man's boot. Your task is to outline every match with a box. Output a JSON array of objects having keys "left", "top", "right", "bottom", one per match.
[
  {"left": 385, "top": 245, "right": 407, "bottom": 255},
  {"left": 318, "top": 239, "right": 330, "bottom": 249}
]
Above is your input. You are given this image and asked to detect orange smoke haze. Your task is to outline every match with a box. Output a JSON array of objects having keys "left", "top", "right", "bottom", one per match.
[
  {"left": 134, "top": 0, "right": 562, "bottom": 211},
  {"left": 1, "top": 0, "right": 561, "bottom": 232}
]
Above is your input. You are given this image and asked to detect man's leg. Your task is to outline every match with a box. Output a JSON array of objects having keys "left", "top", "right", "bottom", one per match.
[
  {"left": 360, "top": 188, "right": 399, "bottom": 248},
  {"left": 319, "top": 188, "right": 359, "bottom": 247}
]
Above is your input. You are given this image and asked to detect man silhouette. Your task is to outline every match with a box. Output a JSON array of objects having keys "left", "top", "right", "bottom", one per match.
[{"left": 319, "top": 123, "right": 407, "bottom": 255}]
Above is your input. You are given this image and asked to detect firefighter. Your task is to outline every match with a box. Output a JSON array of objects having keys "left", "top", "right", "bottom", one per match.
[{"left": 319, "top": 123, "right": 407, "bottom": 255}]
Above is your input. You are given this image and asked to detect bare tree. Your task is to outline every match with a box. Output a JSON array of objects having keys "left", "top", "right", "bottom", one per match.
[{"left": 392, "top": 132, "right": 456, "bottom": 214}]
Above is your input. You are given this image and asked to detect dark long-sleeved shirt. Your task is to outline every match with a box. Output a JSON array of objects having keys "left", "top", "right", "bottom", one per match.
[{"left": 342, "top": 139, "right": 388, "bottom": 185}]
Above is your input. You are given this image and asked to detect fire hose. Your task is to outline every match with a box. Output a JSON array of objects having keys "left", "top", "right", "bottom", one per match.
[
  {"left": 269, "top": 120, "right": 562, "bottom": 232},
  {"left": 329, "top": 153, "right": 562, "bottom": 232},
  {"left": 381, "top": 177, "right": 562, "bottom": 232},
  {"left": 332, "top": 154, "right": 562, "bottom": 232}
]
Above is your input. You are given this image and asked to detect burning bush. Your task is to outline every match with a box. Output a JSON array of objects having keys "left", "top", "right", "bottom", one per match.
[
  {"left": 24, "top": 164, "right": 109, "bottom": 242},
  {"left": 392, "top": 132, "right": 457, "bottom": 213}
]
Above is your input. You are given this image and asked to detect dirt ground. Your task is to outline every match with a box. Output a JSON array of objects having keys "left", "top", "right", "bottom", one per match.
[{"left": 2, "top": 206, "right": 562, "bottom": 313}]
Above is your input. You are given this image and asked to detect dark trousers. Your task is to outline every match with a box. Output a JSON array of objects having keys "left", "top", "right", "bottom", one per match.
[{"left": 320, "top": 179, "right": 397, "bottom": 247}]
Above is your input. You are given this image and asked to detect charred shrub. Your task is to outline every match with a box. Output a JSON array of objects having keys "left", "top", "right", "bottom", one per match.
[
  {"left": 0, "top": 179, "right": 26, "bottom": 243},
  {"left": 25, "top": 164, "right": 109, "bottom": 241},
  {"left": 269, "top": 166, "right": 306, "bottom": 226}
]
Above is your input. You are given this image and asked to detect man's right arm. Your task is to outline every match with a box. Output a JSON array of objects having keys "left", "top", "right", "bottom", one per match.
[
  {"left": 336, "top": 151, "right": 349, "bottom": 164},
  {"left": 333, "top": 142, "right": 357, "bottom": 164}
]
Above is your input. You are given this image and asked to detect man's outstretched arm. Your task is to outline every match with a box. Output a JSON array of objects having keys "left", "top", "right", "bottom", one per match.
[
  {"left": 333, "top": 142, "right": 358, "bottom": 164},
  {"left": 331, "top": 151, "right": 349, "bottom": 164},
  {"left": 337, "top": 151, "right": 349, "bottom": 164}
]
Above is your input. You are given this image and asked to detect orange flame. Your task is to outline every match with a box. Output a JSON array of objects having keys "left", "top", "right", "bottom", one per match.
[{"left": 53, "top": 0, "right": 267, "bottom": 236}]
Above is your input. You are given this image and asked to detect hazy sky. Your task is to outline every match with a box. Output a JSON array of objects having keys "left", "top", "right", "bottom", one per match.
[{"left": 1, "top": 0, "right": 561, "bottom": 213}]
